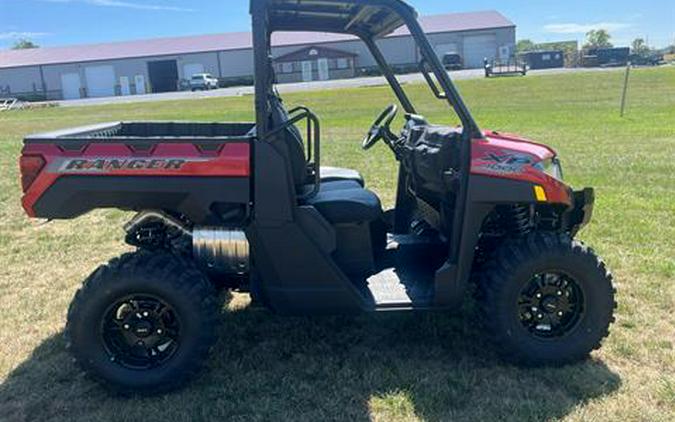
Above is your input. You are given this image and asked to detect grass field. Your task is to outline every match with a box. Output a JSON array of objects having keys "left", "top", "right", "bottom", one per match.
[{"left": 0, "top": 67, "right": 674, "bottom": 422}]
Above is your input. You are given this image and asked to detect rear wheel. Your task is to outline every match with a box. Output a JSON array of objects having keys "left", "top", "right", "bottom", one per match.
[
  {"left": 478, "top": 232, "right": 615, "bottom": 365},
  {"left": 65, "top": 251, "right": 220, "bottom": 394}
]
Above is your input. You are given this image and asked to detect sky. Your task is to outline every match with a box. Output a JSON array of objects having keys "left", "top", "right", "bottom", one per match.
[{"left": 0, "top": 0, "right": 673, "bottom": 50}]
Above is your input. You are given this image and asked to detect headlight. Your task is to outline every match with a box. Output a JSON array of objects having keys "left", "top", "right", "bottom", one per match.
[{"left": 535, "top": 157, "right": 564, "bottom": 180}]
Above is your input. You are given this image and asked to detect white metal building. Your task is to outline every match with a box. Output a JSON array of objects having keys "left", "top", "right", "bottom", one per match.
[{"left": 0, "top": 11, "right": 515, "bottom": 100}]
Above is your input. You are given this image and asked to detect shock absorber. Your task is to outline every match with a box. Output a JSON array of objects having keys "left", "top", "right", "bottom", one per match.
[{"left": 506, "top": 205, "right": 534, "bottom": 236}]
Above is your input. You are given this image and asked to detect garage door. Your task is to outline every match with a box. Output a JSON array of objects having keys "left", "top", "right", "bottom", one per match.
[
  {"left": 84, "top": 65, "right": 116, "bottom": 98},
  {"left": 463, "top": 35, "right": 497, "bottom": 68},
  {"left": 183, "top": 63, "right": 205, "bottom": 79},
  {"left": 435, "top": 43, "right": 459, "bottom": 58},
  {"left": 60, "top": 73, "right": 81, "bottom": 100}
]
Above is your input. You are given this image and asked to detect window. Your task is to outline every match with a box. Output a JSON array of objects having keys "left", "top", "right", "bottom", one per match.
[
  {"left": 337, "top": 58, "right": 349, "bottom": 69},
  {"left": 281, "top": 62, "right": 294, "bottom": 74},
  {"left": 542, "top": 54, "right": 551, "bottom": 61}
]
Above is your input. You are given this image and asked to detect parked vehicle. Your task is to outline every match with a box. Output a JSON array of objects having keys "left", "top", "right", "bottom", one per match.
[
  {"left": 189, "top": 73, "right": 219, "bottom": 91},
  {"left": 19, "top": 0, "right": 615, "bottom": 395},
  {"left": 629, "top": 52, "right": 664, "bottom": 66},
  {"left": 442, "top": 53, "right": 463, "bottom": 70}
]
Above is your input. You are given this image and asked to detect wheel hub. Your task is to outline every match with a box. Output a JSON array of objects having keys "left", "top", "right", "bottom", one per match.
[
  {"left": 541, "top": 296, "right": 559, "bottom": 312},
  {"left": 100, "top": 295, "right": 181, "bottom": 369},
  {"left": 518, "top": 272, "right": 584, "bottom": 338},
  {"left": 132, "top": 320, "right": 153, "bottom": 338}
]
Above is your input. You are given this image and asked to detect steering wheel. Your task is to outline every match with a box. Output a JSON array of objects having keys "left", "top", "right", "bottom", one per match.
[{"left": 362, "top": 104, "right": 398, "bottom": 150}]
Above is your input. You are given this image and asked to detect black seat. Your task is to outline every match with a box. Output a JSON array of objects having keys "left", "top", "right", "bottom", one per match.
[
  {"left": 268, "top": 96, "right": 381, "bottom": 225},
  {"left": 305, "top": 184, "right": 382, "bottom": 225},
  {"left": 321, "top": 167, "right": 364, "bottom": 186},
  {"left": 269, "top": 96, "right": 364, "bottom": 188}
]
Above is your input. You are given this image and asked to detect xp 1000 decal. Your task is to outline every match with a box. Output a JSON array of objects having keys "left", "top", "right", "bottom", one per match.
[{"left": 474, "top": 151, "right": 534, "bottom": 174}]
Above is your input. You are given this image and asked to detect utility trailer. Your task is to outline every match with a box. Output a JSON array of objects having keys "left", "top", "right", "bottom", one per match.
[
  {"left": 0, "top": 98, "right": 23, "bottom": 111},
  {"left": 19, "top": 0, "right": 615, "bottom": 395},
  {"left": 484, "top": 58, "right": 528, "bottom": 77}
]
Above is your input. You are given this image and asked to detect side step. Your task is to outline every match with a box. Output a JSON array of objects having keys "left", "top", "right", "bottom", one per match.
[
  {"left": 366, "top": 268, "right": 435, "bottom": 310},
  {"left": 361, "top": 233, "right": 445, "bottom": 310}
]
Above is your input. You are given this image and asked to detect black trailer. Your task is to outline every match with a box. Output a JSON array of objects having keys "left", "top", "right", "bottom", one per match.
[
  {"left": 583, "top": 47, "right": 630, "bottom": 67},
  {"left": 521, "top": 50, "right": 564, "bottom": 70},
  {"left": 484, "top": 57, "right": 527, "bottom": 77},
  {"left": 629, "top": 52, "right": 664, "bottom": 66}
]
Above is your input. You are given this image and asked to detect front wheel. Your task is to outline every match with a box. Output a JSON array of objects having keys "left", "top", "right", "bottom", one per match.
[
  {"left": 478, "top": 232, "right": 615, "bottom": 365},
  {"left": 65, "top": 251, "right": 220, "bottom": 395}
]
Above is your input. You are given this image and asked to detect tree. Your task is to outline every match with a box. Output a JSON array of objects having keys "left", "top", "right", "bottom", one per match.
[
  {"left": 516, "top": 39, "right": 536, "bottom": 52},
  {"left": 11, "top": 38, "right": 39, "bottom": 50},
  {"left": 631, "top": 38, "right": 649, "bottom": 55},
  {"left": 584, "top": 29, "right": 613, "bottom": 49}
]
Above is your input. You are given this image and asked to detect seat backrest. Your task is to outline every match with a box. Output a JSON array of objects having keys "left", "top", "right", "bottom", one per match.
[{"left": 268, "top": 95, "right": 308, "bottom": 187}]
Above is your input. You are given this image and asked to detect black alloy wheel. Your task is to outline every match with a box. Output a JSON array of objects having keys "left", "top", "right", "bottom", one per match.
[
  {"left": 478, "top": 232, "right": 616, "bottom": 366},
  {"left": 65, "top": 251, "right": 220, "bottom": 395},
  {"left": 517, "top": 272, "right": 584, "bottom": 339},
  {"left": 101, "top": 294, "right": 181, "bottom": 370}
]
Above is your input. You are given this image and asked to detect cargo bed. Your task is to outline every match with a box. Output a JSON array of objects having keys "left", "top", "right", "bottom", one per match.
[
  {"left": 20, "top": 121, "right": 254, "bottom": 222},
  {"left": 24, "top": 121, "right": 257, "bottom": 146}
]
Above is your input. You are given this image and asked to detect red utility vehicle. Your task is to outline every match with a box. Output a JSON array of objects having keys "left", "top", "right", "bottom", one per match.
[{"left": 20, "top": 0, "right": 615, "bottom": 395}]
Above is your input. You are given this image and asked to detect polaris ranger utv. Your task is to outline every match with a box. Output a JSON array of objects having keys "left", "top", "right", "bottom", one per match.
[{"left": 19, "top": 0, "right": 615, "bottom": 394}]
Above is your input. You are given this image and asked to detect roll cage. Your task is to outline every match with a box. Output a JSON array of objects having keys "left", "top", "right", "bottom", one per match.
[
  {"left": 249, "top": 0, "right": 484, "bottom": 310},
  {"left": 250, "top": 0, "right": 481, "bottom": 140}
]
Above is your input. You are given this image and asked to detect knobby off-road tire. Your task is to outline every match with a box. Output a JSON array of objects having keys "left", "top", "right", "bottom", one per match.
[
  {"left": 64, "top": 251, "right": 220, "bottom": 395},
  {"left": 478, "top": 232, "right": 616, "bottom": 366}
]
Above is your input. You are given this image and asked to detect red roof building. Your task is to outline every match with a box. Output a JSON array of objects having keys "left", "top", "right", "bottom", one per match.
[{"left": 0, "top": 11, "right": 515, "bottom": 99}]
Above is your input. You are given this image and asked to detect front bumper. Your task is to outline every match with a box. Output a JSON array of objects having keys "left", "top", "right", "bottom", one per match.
[{"left": 566, "top": 188, "right": 595, "bottom": 236}]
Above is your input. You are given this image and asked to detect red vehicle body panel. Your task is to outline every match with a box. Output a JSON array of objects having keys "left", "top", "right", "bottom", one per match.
[
  {"left": 471, "top": 131, "right": 572, "bottom": 206},
  {"left": 21, "top": 142, "right": 250, "bottom": 217},
  {"left": 20, "top": 128, "right": 572, "bottom": 219}
]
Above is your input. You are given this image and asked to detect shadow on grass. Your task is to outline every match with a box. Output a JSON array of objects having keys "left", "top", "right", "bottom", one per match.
[{"left": 0, "top": 298, "right": 621, "bottom": 422}]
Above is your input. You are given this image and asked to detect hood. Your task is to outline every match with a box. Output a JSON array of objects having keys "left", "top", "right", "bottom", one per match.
[
  {"left": 471, "top": 130, "right": 557, "bottom": 180},
  {"left": 470, "top": 130, "right": 572, "bottom": 206},
  {"left": 477, "top": 130, "right": 557, "bottom": 161}
]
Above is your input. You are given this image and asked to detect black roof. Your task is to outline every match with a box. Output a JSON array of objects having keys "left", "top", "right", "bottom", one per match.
[{"left": 252, "top": 0, "right": 417, "bottom": 38}]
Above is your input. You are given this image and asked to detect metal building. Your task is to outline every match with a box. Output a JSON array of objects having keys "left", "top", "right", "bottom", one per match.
[{"left": 0, "top": 10, "right": 515, "bottom": 100}]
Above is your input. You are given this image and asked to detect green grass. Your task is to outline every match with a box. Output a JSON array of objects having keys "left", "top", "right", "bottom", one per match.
[{"left": 1, "top": 67, "right": 674, "bottom": 421}]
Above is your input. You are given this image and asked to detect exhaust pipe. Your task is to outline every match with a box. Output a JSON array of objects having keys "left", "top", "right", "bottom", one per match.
[{"left": 125, "top": 211, "right": 249, "bottom": 275}]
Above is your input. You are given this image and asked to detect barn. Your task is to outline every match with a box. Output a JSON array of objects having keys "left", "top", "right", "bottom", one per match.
[{"left": 0, "top": 10, "right": 515, "bottom": 101}]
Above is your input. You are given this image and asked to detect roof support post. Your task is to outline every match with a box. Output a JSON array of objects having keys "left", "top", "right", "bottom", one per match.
[
  {"left": 251, "top": 0, "right": 270, "bottom": 138},
  {"left": 361, "top": 35, "right": 415, "bottom": 114}
]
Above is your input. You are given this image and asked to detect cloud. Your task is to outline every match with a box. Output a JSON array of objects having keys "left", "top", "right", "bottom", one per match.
[
  {"left": 42, "top": 0, "right": 195, "bottom": 12},
  {"left": 544, "top": 22, "right": 633, "bottom": 34},
  {"left": 0, "top": 31, "right": 52, "bottom": 40}
]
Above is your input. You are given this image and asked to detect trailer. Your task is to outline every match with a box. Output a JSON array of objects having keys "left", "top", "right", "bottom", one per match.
[
  {"left": 521, "top": 50, "right": 564, "bottom": 70},
  {"left": 484, "top": 58, "right": 527, "bottom": 77},
  {"left": 583, "top": 47, "right": 630, "bottom": 67}
]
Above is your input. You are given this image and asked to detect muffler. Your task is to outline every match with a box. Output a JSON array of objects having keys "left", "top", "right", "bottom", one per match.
[
  {"left": 125, "top": 211, "right": 249, "bottom": 275},
  {"left": 192, "top": 228, "right": 249, "bottom": 275}
]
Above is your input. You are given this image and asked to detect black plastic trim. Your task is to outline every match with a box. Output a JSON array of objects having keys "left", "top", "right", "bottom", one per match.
[{"left": 33, "top": 176, "right": 249, "bottom": 223}]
